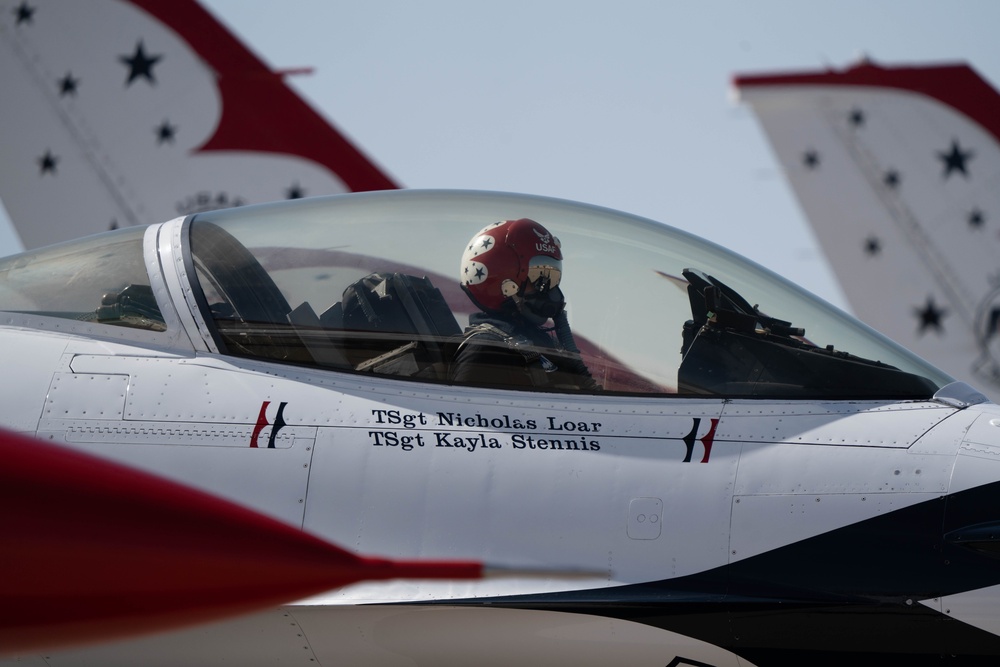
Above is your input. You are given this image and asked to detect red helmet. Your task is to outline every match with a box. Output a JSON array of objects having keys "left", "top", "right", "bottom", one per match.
[{"left": 460, "top": 218, "right": 563, "bottom": 313}]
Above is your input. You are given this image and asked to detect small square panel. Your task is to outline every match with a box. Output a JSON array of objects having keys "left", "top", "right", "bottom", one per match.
[{"left": 627, "top": 497, "right": 663, "bottom": 540}]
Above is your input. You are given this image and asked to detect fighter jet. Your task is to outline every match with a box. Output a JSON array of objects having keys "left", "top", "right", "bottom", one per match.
[{"left": 1, "top": 188, "right": 999, "bottom": 665}]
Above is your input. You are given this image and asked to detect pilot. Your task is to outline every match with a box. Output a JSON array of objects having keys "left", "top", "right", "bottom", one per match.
[{"left": 451, "top": 218, "right": 600, "bottom": 391}]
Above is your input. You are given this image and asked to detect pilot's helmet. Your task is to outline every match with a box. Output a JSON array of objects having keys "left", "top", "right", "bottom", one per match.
[{"left": 460, "top": 218, "right": 563, "bottom": 316}]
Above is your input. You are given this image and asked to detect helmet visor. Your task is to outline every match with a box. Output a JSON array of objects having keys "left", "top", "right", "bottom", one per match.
[{"left": 527, "top": 256, "right": 562, "bottom": 293}]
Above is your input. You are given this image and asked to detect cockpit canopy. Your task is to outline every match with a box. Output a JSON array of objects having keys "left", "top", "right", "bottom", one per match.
[{"left": 0, "top": 190, "right": 952, "bottom": 398}]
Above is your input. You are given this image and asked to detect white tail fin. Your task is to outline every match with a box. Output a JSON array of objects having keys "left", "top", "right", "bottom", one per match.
[
  {"left": 735, "top": 58, "right": 1000, "bottom": 400},
  {"left": 0, "top": 0, "right": 398, "bottom": 250}
]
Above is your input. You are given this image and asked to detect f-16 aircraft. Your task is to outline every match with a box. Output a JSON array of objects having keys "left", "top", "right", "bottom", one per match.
[
  {"left": 0, "top": 0, "right": 397, "bottom": 251},
  {"left": 2, "top": 188, "right": 1000, "bottom": 665},
  {"left": 734, "top": 58, "right": 1000, "bottom": 404},
  {"left": 6, "top": 2, "right": 1000, "bottom": 663}
]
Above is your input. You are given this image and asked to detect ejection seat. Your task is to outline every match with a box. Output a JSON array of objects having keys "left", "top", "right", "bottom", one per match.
[{"left": 318, "top": 272, "right": 462, "bottom": 381}]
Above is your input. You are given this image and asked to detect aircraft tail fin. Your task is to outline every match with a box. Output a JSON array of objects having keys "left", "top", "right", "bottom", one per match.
[
  {"left": 734, "top": 58, "right": 1000, "bottom": 398},
  {"left": 0, "top": 0, "right": 398, "bottom": 250}
]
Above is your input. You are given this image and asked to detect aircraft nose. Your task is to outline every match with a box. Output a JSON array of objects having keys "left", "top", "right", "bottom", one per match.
[
  {"left": 932, "top": 407, "right": 1000, "bottom": 638},
  {"left": 951, "top": 411, "right": 1000, "bottom": 494},
  {"left": 947, "top": 409, "right": 1000, "bottom": 537}
]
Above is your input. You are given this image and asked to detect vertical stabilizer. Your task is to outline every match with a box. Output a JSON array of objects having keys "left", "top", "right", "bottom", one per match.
[
  {"left": 0, "top": 0, "right": 398, "bottom": 250},
  {"left": 735, "top": 59, "right": 1000, "bottom": 399}
]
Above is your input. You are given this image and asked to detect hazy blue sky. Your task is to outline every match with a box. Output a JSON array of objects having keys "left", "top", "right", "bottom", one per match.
[{"left": 5, "top": 1, "right": 1000, "bottom": 311}]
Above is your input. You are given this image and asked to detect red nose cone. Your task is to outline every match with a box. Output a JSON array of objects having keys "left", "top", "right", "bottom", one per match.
[{"left": 0, "top": 431, "right": 481, "bottom": 655}]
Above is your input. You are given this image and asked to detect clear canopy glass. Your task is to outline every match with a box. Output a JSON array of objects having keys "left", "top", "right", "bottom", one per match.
[
  {"left": 0, "top": 226, "right": 165, "bottom": 331},
  {"left": 186, "top": 190, "right": 950, "bottom": 398},
  {"left": 0, "top": 190, "right": 952, "bottom": 398}
]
